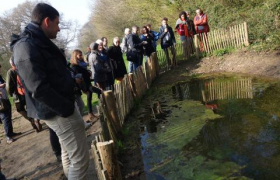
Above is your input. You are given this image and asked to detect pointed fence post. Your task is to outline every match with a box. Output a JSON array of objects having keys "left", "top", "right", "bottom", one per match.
[{"left": 194, "top": 35, "right": 200, "bottom": 59}]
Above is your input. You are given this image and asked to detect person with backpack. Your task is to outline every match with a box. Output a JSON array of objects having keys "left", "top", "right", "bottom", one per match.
[
  {"left": 6, "top": 58, "right": 42, "bottom": 132},
  {"left": 127, "top": 26, "right": 146, "bottom": 73},
  {"left": 0, "top": 64, "right": 21, "bottom": 144},
  {"left": 159, "top": 17, "right": 177, "bottom": 69}
]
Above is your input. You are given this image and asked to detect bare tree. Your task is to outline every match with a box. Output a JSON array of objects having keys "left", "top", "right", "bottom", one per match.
[{"left": 0, "top": 0, "right": 78, "bottom": 73}]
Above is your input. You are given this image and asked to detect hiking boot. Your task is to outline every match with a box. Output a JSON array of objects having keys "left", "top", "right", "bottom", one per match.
[
  {"left": 34, "top": 120, "right": 42, "bottom": 132},
  {"left": 6, "top": 137, "right": 14, "bottom": 144},
  {"left": 11, "top": 132, "right": 22, "bottom": 137},
  {"left": 30, "top": 121, "right": 38, "bottom": 131}
]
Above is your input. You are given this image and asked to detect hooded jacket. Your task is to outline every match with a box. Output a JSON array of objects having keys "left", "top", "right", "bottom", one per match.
[
  {"left": 10, "top": 22, "right": 75, "bottom": 119},
  {"left": 175, "top": 18, "right": 192, "bottom": 37},
  {"left": 194, "top": 13, "right": 210, "bottom": 33}
]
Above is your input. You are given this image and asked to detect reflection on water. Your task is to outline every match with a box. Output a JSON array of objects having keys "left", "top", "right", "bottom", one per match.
[{"left": 140, "top": 76, "right": 280, "bottom": 180}]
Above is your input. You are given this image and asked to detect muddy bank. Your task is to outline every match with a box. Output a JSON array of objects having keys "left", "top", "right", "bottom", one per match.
[{"left": 189, "top": 50, "right": 280, "bottom": 79}]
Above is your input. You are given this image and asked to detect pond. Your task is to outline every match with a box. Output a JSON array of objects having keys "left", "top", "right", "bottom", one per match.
[{"left": 138, "top": 75, "right": 280, "bottom": 180}]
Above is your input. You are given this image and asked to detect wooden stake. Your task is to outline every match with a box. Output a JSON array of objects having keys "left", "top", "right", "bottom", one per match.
[
  {"left": 244, "top": 22, "right": 249, "bottom": 46},
  {"left": 103, "top": 91, "right": 122, "bottom": 133},
  {"left": 97, "top": 140, "right": 122, "bottom": 180},
  {"left": 194, "top": 35, "right": 200, "bottom": 59}
]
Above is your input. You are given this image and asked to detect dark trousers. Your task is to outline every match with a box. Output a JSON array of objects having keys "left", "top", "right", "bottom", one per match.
[
  {"left": 87, "top": 85, "right": 102, "bottom": 113},
  {"left": 49, "top": 128, "right": 61, "bottom": 157},
  {"left": 163, "top": 46, "right": 176, "bottom": 67},
  {"left": 0, "top": 104, "right": 13, "bottom": 138},
  {"left": 137, "top": 53, "right": 143, "bottom": 67}
]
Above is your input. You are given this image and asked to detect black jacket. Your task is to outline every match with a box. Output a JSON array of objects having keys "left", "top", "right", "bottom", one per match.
[
  {"left": 11, "top": 22, "right": 75, "bottom": 119},
  {"left": 140, "top": 33, "right": 155, "bottom": 56},
  {"left": 107, "top": 45, "right": 127, "bottom": 79},
  {"left": 158, "top": 25, "right": 176, "bottom": 49},
  {"left": 88, "top": 51, "right": 111, "bottom": 83},
  {"left": 71, "top": 64, "right": 91, "bottom": 91},
  {"left": 127, "top": 33, "right": 143, "bottom": 54}
]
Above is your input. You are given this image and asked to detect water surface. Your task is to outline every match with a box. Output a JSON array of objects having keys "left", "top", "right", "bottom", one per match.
[{"left": 139, "top": 75, "right": 280, "bottom": 180}]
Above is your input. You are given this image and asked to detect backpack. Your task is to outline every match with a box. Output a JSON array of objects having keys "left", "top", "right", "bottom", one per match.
[
  {"left": 121, "top": 36, "right": 129, "bottom": 53},
  {"left": 16, "top": 74, "right": 25, "bottom": 95}
]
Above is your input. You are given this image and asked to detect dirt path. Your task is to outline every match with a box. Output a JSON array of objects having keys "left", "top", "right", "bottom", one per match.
[{"left": 0, "top": 108, "right": 100, "bottom": 180}]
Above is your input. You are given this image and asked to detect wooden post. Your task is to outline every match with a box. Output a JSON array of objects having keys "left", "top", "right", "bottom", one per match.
[
  {"left": 239, "top": 23, "right": 244, "bottom": 46},
  {"left": 244, "top": 22, "right": 249, "bottom": 46},
  {"left": 97, "top": 140, "right": 122, "bottom": 180},
  {"left": 236, "top": 25, "right": 241, "bottom": 47},
  {"left": 92, "top": 140, "right": 104, "bottom": 180},
  {"left": 213, "top": 30, "right": 218, "bottom": 51},
  {"left": 128, "top": 73, "right": 138, "bottom": 98},
  {"left": 194, "top": 35, "right": 200, "bottom": 59},
  {"left": 220, "top": 29, "right": 225, "bottom": 49},
  {"left": 144, "top": 61, "right": 151, "bottom": 88},
  {"left": 229, "top": 27, "right": 233, "bottom": 47},
  {"left": 103, "top": 91, "right": 122, "bottom": 133}
]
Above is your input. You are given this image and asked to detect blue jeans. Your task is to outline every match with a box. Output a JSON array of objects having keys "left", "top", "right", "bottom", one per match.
[
  {"left": 128, "top": 53, "right": 143, "bottom": 73},
  {"left": 128, "top": 61, "right": 138, "bottom": 73},
  {"left": 0, "top": 104, "right": 13, "bottom": 138}
]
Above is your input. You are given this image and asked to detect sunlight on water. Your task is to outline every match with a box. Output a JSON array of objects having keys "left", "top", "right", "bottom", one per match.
[{"left": 139, "top": 75, "right": 280, "bottom": 180}]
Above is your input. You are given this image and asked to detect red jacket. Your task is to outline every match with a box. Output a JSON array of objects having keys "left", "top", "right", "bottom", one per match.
[
  {"left": 194, "top": 13, "right": 210, "bottom": 33},
  {"left": 175, "top": 19, "right": 192, "bottom": 37}
]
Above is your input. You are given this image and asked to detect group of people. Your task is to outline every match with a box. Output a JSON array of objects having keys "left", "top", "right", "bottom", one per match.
[
  {"left": 119, "top": 8, "right": 209, "bottom": 71},
  {"left": 0, "top": 2, "right": 210, "bottom": 179}
]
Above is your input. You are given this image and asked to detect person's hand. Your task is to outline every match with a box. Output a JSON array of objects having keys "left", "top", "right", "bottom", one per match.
[
  {"left": 164, "top": 28, "right": 168, "bottom": 33},
  {"left": 173, "top": 43, "right": 176, "bottom": 47},
  {"left": 142, "top": 41, "right": 148, "bottom": 45}
]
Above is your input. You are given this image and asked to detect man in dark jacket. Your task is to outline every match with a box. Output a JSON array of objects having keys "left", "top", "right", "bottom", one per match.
[
  {"left": 11, "top": 3, "right": 89, "bottom": 179},
  {"left": 159, "top": 17, "right": 177, "bottom": 69},
  {"left": 126, "top": 26, "right": 146, "bottom": 73}
]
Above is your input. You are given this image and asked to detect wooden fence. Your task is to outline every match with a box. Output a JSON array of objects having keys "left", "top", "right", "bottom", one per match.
[
  {"left": 196, "top": 22, "right": 249, "bottom": 53},
  {"left": 156, "top": 22, "right": 249, "bottom": 72},
  {"left": 91, "top": 22, "right": 250, "bottom": 180},
  {"left": 91, "top": 53, "right": 160, "bottom": 180}
]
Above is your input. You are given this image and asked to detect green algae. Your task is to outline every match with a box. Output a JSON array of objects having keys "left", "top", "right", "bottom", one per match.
[{"left": 126, "top": 74, "right": 280, "bottom": 180}]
